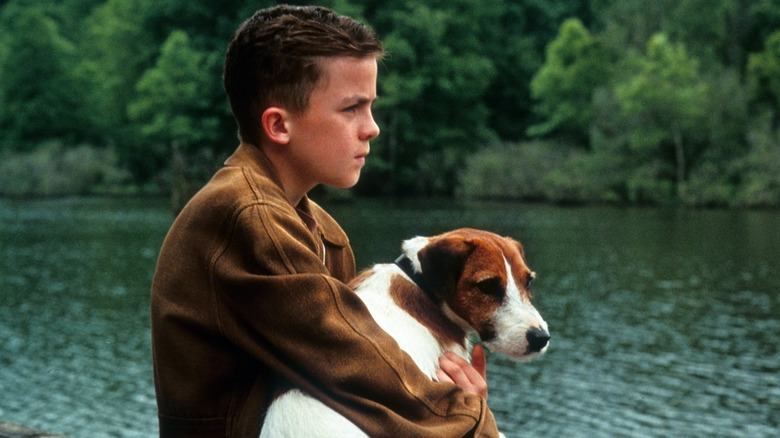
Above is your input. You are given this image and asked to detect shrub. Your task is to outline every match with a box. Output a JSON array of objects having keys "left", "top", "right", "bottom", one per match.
[
  {"left": 679, "top": 164, "right": 733, "bottom": 207},
  {"left": 0, "top": 142, "right": 130, "bottom": 197},
  {"left": 458, "top": 141, "right": 570, "bottom": 201},
  {"left": 624, "top": 159, "right": 676, "bottom": 204},
  {"left": 734, "top": 117, "right": 780, "bottom": 207},
  {"left": 543, "top": 150, "right": 627, "bottom": 203}
]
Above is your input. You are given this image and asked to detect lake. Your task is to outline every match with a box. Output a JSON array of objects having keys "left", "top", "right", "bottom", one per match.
[{"left": 1, "top": 197, "right": 778, "bottom": 437}]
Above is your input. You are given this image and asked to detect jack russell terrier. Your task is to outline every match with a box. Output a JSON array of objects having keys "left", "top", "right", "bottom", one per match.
[{"left": 261, "top": 228, "right": 549, "bottom": 437}]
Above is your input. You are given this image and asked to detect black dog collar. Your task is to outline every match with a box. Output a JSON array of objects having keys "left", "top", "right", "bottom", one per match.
[{"left": 394, "top": 255, "right": 438, "bottom": 302}]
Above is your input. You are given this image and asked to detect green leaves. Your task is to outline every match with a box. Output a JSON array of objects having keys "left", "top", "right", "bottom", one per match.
[
  {"left": 367, "top": 0, "right": 500, "bottom": 194},
  {"left": 128, "top": 30, "right": 222, "bottom": 150},
  {"left": 748, "top": 30, "right": 780, "bottom": 111},
  {"left": 529, "top": 18, "right": 613, "bottom": 142},
  {"left": 0, "top": 2, "right": 84, "bottom": 148},
  {"left": 1, "top": 0, "right": 780, "bottom": 204},
  {"left": 612, "top": 34, "right": 709, "bottom": 189}
]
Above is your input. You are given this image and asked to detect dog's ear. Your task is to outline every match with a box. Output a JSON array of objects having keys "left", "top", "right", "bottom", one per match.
[{"left": 417, "top": 236, "right": 475, "bottom": 301}]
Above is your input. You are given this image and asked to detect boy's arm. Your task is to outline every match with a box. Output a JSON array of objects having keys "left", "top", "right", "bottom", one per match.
[{"left": 213, "top": 203, "right": 500, "bottom": 437}]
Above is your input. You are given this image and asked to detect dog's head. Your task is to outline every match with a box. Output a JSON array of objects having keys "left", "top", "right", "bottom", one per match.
[{"left": 401, "top": 228, "right": 549, "bottom": 360}]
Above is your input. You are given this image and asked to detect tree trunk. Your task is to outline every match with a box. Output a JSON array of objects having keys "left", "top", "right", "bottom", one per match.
[
  {"left": 171, "top": 142, "right": 191, "bottom": 216},
  {"left": 671, "top": 122, "right": 686, "bottom": 191},
  {"left": 388, "top": 110, "right": 398, "bottom": 195}
]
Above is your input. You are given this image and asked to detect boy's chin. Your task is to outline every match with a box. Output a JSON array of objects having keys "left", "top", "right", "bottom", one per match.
[{"left": 328, "top": 174, "right": 362, "bottom": 190}]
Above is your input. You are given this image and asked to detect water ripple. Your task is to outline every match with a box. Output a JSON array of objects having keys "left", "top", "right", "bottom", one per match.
[{"left": 3, "top": 199, "right": 779, "bottom": 437}]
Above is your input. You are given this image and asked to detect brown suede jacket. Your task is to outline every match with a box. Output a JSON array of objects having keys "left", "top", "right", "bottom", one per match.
[{"left": 150, "top": 143, "right": 499, "bottom": 437}]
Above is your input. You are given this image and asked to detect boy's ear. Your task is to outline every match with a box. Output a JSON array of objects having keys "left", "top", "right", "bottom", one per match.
[{"left": 261, "top": 107, "right": 290, "bottom": 145}]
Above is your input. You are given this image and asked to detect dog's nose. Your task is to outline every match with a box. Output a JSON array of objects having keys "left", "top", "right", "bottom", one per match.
[{"left": 526, "top": 328, "right": 550, "bottom": 352}]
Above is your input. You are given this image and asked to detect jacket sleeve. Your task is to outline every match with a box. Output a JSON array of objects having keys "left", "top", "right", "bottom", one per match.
[{"left": 210, "top": 201, "right": 500, "bottom": 438}]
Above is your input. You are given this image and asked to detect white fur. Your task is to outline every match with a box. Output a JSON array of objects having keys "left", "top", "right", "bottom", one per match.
[
  {"left": 261, "top": 389, "right": 365, "bottom": 438},
  {"left": 400, "top": 236, "right": 429, "bottom": 271},
  {"left": 354, "top": 264, "right": 465, "bottom": 376}
]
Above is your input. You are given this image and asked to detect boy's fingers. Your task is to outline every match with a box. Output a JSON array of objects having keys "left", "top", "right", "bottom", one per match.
[
  {"left": 444, "top": 351, "right": 485, "bottom": 383},
  {"left": 437, "top": 352, "right": 488, "bottom": 399},
  {"left": 471, "top": 344, "right": 487, "bottom": 380},
  {"left": 435, "top": 368, "right": 453, "bottom": 383},
  {"left": 448, "top": 351, "right": 483, "bottom": 383}
]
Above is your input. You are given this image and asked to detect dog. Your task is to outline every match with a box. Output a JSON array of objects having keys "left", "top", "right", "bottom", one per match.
[{"left": 260, "top": 228, "right": 549, "bottom": 437}]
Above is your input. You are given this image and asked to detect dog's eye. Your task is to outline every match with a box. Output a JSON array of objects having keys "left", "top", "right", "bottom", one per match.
[{"left": 476, "top": 277, "right": 504, "bottom": 298}]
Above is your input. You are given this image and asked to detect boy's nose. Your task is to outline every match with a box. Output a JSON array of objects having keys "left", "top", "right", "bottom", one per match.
[{"left": 361, "top": 114, "right": 380, "bottom": 141}]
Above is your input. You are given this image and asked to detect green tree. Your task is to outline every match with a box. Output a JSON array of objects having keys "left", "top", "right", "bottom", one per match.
[
  {"left": 5, "top": 0, "right": 780, "bottom": 204},
  {"left": 594, "top": 0, "right": 780, "bottom": 72},
  {"left": 592, "top": 0, "right": 671, "bottom": 52},
  {"left": 486, "top": 0, "right": 594, "bottom": 140},
  {"left": 363, "top": 0, "right": 498, "bottom": 195},
  {"left": 75, "top": 0, "right": 261, "bottom": 180},
  {"left": 127, "top": 30, "right": 225, "bottom": 183},
  {"left": 74, "top": 0, "right": 160, "bottom": 151},
  {"left": 0, "top": 1, "right": 86, "bottom": 149},
  {"left": 748, "top": 30, "right": 780, "bottom": 122},
  {"left": 613, "top": 34, "right": 709, "bottom": 198},
  {"left": 528, "top": 18, "right": 613, "bottom": 145},
  {"left": 128, "top": 30, "right": 223, "bottom": 148}
]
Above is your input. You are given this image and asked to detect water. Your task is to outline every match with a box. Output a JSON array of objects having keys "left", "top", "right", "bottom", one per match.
[
  {"left": 0, "top": 198, "right": 169, "bottom": 437},
  {"left": 1, "top": 197, "right": 779, "bottom": 437}
]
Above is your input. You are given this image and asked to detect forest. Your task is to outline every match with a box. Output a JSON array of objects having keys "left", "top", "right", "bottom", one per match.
[{"left": 1, "top": 0, "right": 780, "bottom": 207}]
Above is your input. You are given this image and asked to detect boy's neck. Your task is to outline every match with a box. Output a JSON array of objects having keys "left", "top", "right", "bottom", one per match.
[{"left": 248, "top": 141, "right": 310, "bottom": 206}]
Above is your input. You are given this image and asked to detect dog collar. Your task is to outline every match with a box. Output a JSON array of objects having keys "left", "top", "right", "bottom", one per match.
[{"left": 394, "top": 255, "right": 438, "bottom": 302}]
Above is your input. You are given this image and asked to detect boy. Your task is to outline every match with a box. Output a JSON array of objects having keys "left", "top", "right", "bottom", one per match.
[{"left": 150, "top": 5, "right": 499, "bottom": 437}]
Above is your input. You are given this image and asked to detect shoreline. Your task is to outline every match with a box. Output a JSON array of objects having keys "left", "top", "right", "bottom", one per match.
[{"left": 0, "top": 421, "right": 68, "bottom": 438}]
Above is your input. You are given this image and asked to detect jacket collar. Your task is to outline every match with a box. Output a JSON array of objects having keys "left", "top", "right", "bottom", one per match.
[
  {"left": 223, "top": 143, "right": 350, "bottom": 248},
  {"left": 224, "top": 142, "right": 285, "bottom": 190}
]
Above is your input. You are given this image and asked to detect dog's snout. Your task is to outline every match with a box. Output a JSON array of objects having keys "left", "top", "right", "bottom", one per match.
[{"left": 526, "top": 328, "right": 550, "bottom": 352}]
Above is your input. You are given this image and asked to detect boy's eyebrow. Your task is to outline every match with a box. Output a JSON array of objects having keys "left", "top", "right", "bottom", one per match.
[{"left": 342, "top": 95, "right": 379, "bottom": 106}]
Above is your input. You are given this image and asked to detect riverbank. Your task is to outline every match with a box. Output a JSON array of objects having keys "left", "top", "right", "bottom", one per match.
[
  {"left": 0, "top": 422, "right": 67, "bottom": 438},
  {"left": 3, "top": 140, "right": 780, "bottom": 209}
]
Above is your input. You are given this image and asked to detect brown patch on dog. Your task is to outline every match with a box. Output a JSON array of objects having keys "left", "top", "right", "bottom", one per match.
[
  {"left": 450, "top": 233, "right": 506, "bottom": 341},
  {"left": 416, "top": 237, "right": 474, "bottom": 302},
  {"left": 485, "top": 233, "right": 535, "bottom": 300},
  {"left": 389, "top": 274, "right": 466, "bottom": 348}
]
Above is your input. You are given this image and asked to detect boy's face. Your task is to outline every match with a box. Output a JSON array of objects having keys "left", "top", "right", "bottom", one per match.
[{"left": 285, "top": 56, "right": 380, "bottom": 194}]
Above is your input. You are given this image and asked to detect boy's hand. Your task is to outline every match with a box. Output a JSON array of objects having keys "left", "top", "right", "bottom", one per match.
[{"left": 435, "top": 344, "right": 489, "bottom": 400}]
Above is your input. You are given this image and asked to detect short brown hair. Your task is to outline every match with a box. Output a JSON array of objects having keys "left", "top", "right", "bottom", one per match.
[{"left": 223, "top": 5, "right": 383, "bottom": 145}]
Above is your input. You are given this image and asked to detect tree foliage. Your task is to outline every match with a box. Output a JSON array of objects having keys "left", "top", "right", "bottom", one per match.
[
  {"left": 127, "top": 30, "right": 226, "bottom": 176},
  {"left": 614, "top": 34, "right": 709, "bottom": 191},
  {"left": 528, "top": 18, "right": 613, "bottom": 143},
  {"left": 0, "top": 1, "right": 86, "bottom": 147},
  {"left": 1, "top": 0, "right": 780, "bottom": 206},
  {"left": 368, "top": 0, "right": 499, "bottom": 194},
  {"left": 748, "top": 30, "right": 780, "bottom": 118}
]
